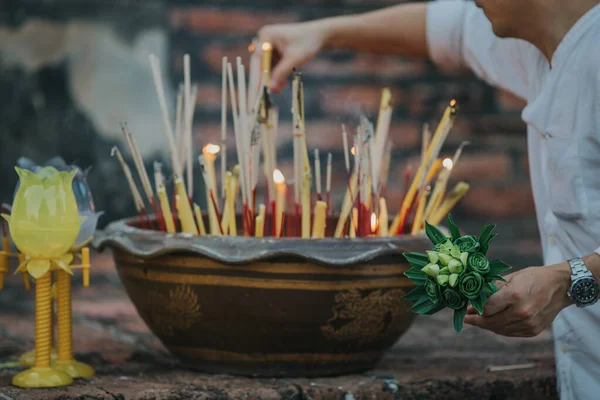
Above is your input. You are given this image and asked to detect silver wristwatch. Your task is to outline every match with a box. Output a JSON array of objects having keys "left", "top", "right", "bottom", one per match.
[{"left": 567, "top": 258, "right": 599, "bottom": 308}]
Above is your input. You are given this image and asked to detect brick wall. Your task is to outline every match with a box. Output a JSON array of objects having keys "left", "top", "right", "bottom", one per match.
[{"left": 0, "top": 0, "right": 541, "bottom": 267}]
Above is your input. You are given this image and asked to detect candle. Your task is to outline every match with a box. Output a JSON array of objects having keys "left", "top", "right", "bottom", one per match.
[
  {"left": 154, "top": 163, "right": 176, "bottom": 233},
  {"left": 389, "top": 100, "right": 457, "bottom": 235},
  {"left": 311, "top": 201, "right": 327, "bottom": 238},
  {"left": 428, "top": 182, "right": 470, "bottom": 225},
  {"left": 370, "top": 212, "right": 379, "bottom": 236},
  {"left": 193, "top": 203, "right": 207, "bottom": 235},
  {"left": 255, "top": 204, "right": 266, "bottom": 237},
  {"left": 350, "top": 207, "right": 358, "bottom": 238},
  {"left": 378, "top": 198, "right": 388, "bottom": 236},
  {"left": 229, "top": 165, "right": 241, "bottom": 236},
  {"left": 175, "top": 178, "right": 198, "bottom": 234},
  {"left": 334, "top": 172, "right": 358, "bottom": 237},
  {"left": 301, "top": 171, "right": 311, "bottom": 238},
  {"left": 261, "top": 42, "right": 273, "bottom": 84},
  {"left": 273, "top": 169, "right": 286, "bottom": 238},
  {"left": 203, "top": 144, "right": 221, "bottom": 235},
  {"left": 424, "top": 158, "right": 453, "bottom": 220},
  {"left": 412, "top": 187, "right": 431, "bottom": 234}
]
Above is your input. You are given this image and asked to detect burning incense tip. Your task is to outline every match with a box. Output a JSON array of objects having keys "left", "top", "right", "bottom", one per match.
[
  {"left": 273, "top": 169, "right": 285, "bottom": 184},
  {"left": 203, "top": 144, "right": 221, "bottom": 155},
  {"left": 443, "top": 158, "right": 454, "bottom": 170},
  {"left": 262, "top": 42, "right": 272, "bottom": 51}
]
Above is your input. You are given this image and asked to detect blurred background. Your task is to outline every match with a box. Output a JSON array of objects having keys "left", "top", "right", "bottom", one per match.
[{"left": 0, "top": 0, "right": 540, "bottom": 267}]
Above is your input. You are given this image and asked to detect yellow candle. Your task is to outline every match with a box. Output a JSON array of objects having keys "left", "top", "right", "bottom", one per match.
[
  {"left": 378, "top": 198, "right": 388, "bottom": 237},
  {"left": 175, "top": 179, "right": 198, "bottom": 234},
  {"left": 255, "top": 204, "right": 266, "bottom": 237},
  {"left": 157, "top": 188, "right": 176, "bottom": 233},
  {"left": 425, "top": 158, "right": 453, "bottom": 220},
  {"left": 412, "top": 188, "right": 431, "bottom": 234},
  {"left": 301, "top": 171, "right": 311, "bottom": 238},
  {"left": 273, "top": 169, "right": 286, "bottom": 238},
  {"left": 261, "top": 42, "right": 273, "bottom": 83},
  {"left": 203, "top": 144, "right": 221, "bottom": 235},
  {"left": 311, "top": 201, "right": 328, "bottom": 238},
  {"left": 229, "top": 166, "right": 241, "bottom": 236},
  {"left": 349, "top": 207, "right": 358, "bottom": 238},
  {"left": 389, "top": 101, "right": 457, "bottom": 234},
  {"left": 428, "top": 182, "right": 470, "bottom": 225},
  {"left": 193, "top": 203, "right": 207, "bottom": 235},
  {"left": 334, "top": 173, "right": 358, "bottom": 238}
]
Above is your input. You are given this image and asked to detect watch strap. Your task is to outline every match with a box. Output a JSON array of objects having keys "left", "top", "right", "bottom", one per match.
[{"left": 568, "top": 258, "right": 593, "bottom": 280}]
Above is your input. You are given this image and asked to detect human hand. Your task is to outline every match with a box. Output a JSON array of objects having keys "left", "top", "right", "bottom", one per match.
[
  {"left": 258, "top": 20, "right": 329, "bottom": 93},
  {"left": 464, "top": 263, "right": 572, "bottom": 337}
]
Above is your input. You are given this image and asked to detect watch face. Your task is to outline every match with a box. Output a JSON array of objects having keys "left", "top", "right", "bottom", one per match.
[{"left": 573, "top": 278, "right": 599, "bottom": 305}]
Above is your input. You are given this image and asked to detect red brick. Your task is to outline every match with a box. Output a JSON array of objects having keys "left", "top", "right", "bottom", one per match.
[
  {"left": 447, "top": 153, "right": 512, "bottom": 183},
  {"left": 306, "top": 55, "right": 427, "bottom": 79},
  {"left": 318, "top": 85, "right": 403, "bottom": 115},
  {"left": 169, "top": 8, "right": 296, "bottom": 34},
  {"left": 460, "top": 184, "right": 535, "bottom": 218},
  {"left": 497, "top": 88, "right": 527, "bottom": 111}
]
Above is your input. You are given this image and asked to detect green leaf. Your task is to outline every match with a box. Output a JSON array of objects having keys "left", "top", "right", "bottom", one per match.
[
  {"left": 470, "top": 295, "right": 485, "bottom": 315},
  {"left": 403, "top": 285, "right": 427, "bottom": 302},
  {"left": 403, "top": 252, "right": 430, "bottom": 269},
  {"left": 421, "top": 303, "right": 446, "bottom": 316},
  {"left": 488, "top": 282, "right": 499, "bottom": 294},
  {"left": 447, "top": 214, "right": 461, "bottom": 240},
  {"left": 488, "top": 259, "right": 512, "bottom": 277},
  {"left": 404, "top": 267, "right": 427, "bottom": 285},
  {"left": 424, "top": 220, "right": 448, "bottom": 245},
  {"left": 454, "top": 307, "right": 468, "bottom": 333},
  {"left": 478, "top": 225, "right": 496, "bottom": 254}
]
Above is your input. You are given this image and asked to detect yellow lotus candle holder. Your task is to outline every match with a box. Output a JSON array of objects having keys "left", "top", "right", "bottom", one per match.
[{"left": 0, "top": 165, "right": 94, "bottom": 388}]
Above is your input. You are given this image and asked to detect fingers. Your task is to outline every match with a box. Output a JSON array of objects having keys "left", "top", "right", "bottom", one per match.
[{"left": 270, "top": 54, "right": 302, "bottom": 93}]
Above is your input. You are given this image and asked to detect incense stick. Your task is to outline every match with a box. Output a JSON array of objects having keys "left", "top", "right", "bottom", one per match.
[
  {"left": 221, "top": 56, "right": 228, "bottom": 201},
  {"left": 314, "top": 149, "right": 322, "bottom": 201}
]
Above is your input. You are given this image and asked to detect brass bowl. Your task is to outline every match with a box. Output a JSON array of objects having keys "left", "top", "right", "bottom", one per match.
[{"left": 92, "top": 216, "right": 430, "bottom": 377}]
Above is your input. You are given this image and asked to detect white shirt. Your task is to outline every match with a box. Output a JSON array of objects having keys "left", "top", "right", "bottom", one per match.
[{"left": 427, "top": 1, "right": 600, "bottom": 398}]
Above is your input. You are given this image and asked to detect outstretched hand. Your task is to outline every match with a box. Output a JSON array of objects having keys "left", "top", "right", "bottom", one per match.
[{"left": 464, "top": 263, "right": 572, "bottom": 337}]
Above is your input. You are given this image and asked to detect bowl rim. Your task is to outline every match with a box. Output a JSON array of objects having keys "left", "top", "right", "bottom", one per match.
[{"left": 92, "top": 216, "right": 431, "bottom": 267}]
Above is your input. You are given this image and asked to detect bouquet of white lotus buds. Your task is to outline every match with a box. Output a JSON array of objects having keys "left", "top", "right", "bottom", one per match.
[{"left": 403, "top": 215, "right": 512, "bottom": 332}]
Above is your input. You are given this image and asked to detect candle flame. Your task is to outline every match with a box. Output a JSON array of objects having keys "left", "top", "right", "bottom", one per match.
[
  {"left": 443, "top": 158, "right": 453, "bottom": 170},
  {"left": 450, "top": 99, "right": 457, "bottom": 107},
  {"left": 248, "top": 42, "right": 255, "bottom": 53},
  {"left": 273, "top": 169, "right": 285, "bottom": 184},
  {"left": 262, "top": 42, "right": 272, "bottom": 51},
  {"left": 203, "top": 144, "right": 221, "bottom": 155},
  {"left": 350, "top": 146, "right": 356, "bottom": 156},
  {"left": 371, "top": 212, "right": 378, "bottom": 233}
]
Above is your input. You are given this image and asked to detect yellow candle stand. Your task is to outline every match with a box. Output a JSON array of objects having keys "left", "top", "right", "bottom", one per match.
[{"left": 0, "top": 166, "right": 95, "bottom": 388}]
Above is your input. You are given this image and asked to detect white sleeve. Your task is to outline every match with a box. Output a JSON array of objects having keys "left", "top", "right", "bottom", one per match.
[{"left": 426, "top": 0, "right": 535, "bottom": 100}]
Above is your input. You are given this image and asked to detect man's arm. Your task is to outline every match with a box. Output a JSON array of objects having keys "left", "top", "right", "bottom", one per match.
[{"left": 258, "top": 3, "right": 428, "bottom": 92}]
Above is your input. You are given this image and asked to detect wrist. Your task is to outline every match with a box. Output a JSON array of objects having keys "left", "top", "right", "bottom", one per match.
[{"left": 549, "top": 262, "right": 573, "bottom": 309}]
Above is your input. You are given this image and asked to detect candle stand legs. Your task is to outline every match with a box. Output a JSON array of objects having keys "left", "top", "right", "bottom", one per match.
[
  {"left": 53, "top": 269, "right": 94, "bottom": 378},
  {"left": 12, "top": 271, "right": 73, "bottom": 388}
]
